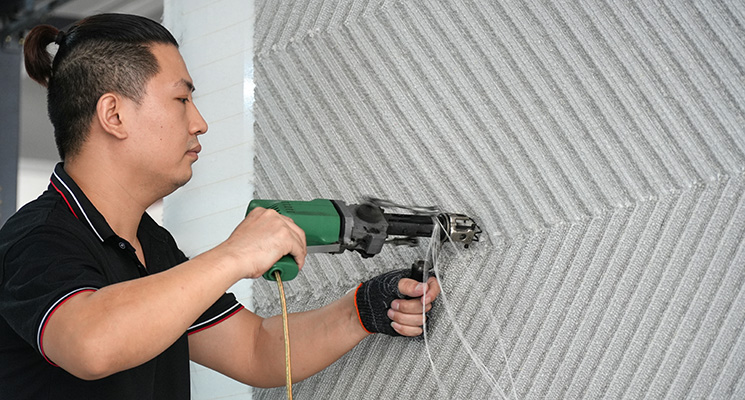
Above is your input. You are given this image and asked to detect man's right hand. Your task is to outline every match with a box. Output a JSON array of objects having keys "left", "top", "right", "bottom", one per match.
[{"left": 219, "top": 207, "right": 307, "bottom": 280}]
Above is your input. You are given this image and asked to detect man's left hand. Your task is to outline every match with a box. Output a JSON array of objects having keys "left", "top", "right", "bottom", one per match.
[{"left": 354, "top": 269, "right": 441, "bottom": 337}]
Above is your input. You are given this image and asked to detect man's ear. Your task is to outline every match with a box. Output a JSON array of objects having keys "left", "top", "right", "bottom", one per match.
[{"left": 96, "top": 93, "right": 128, "bottom": 139}]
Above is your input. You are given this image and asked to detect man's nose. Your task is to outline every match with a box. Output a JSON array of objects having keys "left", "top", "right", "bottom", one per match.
[{"left": 190, "top": 103, "right": 208, "bottom": 135}]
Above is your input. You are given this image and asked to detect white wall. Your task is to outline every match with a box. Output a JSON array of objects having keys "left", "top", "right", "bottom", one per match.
[
  {"left": 16, "top": 158, "right": 56, "bottom": 209},
  {"left": 162, "top": 1, "right": 255, "bottom": 399}
]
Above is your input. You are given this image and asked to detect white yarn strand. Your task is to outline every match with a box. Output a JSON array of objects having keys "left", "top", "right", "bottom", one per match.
[
  {"left": 421, "top": 226, "right": 449, "bottom": 399},
  {"left": 426, "top": 223, "right": 504, "bottom": 400},
  {"left": 367, "top": 198, "right": 515, "bottom": 399},
  {"left": 432, "top": 217, "right": 519, "bottom": 400}
]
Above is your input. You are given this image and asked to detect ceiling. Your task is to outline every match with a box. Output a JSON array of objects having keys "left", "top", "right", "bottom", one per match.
[{"left": 3, "top": 0, "right": 163, "bottom": 161}]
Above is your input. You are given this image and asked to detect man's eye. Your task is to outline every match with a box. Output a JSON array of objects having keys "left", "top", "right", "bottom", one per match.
[{"left": 178, "top": 98, "right": 189, "bottom": 104}]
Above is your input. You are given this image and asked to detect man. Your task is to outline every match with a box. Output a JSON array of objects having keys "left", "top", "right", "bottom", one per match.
[{"left": 0, "top": 13, "right": 439, "bottom": 399}]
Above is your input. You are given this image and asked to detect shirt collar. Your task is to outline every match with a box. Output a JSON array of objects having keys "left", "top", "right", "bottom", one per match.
[{"left": 49, "top": 162, "right": 117, "bottom": 242}]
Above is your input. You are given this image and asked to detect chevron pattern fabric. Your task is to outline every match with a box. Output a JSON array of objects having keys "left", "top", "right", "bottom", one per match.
[{"left": 251, "top": 1, "right": 745, "bottom": 398}]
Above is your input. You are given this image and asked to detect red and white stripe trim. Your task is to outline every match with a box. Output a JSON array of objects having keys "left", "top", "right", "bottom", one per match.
[
  {"left": 51, "top": 170, "right": 104, "bottom": 242},
  {"left": 187, "top": 303, "right": 244, "bottom": 335},
  {"left": 37, "top": 287, "right": 98, "bottom": 366}
]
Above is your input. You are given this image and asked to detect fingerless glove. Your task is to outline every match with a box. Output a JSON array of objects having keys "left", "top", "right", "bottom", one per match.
[{"left": 353, "top": 269, "right": 411, "bottom": 336}]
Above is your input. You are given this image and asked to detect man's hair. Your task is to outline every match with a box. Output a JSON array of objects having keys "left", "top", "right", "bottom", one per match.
[{"left": 23, "top": 13, "right": 179, "bottom": 160}]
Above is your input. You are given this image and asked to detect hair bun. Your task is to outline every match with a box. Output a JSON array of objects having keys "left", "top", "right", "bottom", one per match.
[
  {"left": 54, "top": 30, "right": 66, "bottom": 45},
  {"left": 24, "top": 24, "right": 59, "bottom": 87}
]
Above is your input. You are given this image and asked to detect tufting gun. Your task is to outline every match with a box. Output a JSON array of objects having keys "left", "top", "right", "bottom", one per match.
[{"left": 246, "top": 198, "right": 481, "bottom": 281}]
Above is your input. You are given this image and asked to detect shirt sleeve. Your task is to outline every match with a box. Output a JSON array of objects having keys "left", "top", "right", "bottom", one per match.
[
  {"left": 0, "top": 226, "right": 108, "bottom": 358},
  {"left": 187, "top": 293, "right": 244, "bottom": 335}
]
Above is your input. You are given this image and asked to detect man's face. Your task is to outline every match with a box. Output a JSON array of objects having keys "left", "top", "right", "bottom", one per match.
[{"left": 120, "top": 43, "right": 207, "bottom": 196}]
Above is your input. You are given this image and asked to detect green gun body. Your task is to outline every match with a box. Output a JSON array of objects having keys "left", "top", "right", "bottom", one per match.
[{"left": 247, "top": 199, "right": 342, "bottom": 280}]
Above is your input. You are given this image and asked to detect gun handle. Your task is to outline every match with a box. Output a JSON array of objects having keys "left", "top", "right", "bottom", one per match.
[
  {"left": 263, "top": 255, "right": 299, "bottom": 281},
  {"left": 410, "top": 259, "right": 430, "bottom": 283}
]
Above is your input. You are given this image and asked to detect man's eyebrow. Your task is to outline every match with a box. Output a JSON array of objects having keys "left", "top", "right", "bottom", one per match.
[{"left": 176, "top": 78, "right": 196, "bottom": 93}]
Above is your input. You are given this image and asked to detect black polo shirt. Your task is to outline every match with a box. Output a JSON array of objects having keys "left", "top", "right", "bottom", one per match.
[{"left": 0, "top": 163, "right": 243, "bottom": 400}]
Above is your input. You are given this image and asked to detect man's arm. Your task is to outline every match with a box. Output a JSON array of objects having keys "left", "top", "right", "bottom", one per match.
[
  {"left": 188, "top": 276, "right": 440, "bottom": 388},
  {"left": 41, "top": 207, "right": 306, "bottom": 380}
]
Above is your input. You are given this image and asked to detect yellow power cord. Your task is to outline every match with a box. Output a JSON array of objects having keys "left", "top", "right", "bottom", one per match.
[{"left": 274, "top": 270, "right": 293, "bottom": 400}]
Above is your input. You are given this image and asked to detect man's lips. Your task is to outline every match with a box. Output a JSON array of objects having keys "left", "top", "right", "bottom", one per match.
[{"left": 187, "top": 144, "right": 202, "bottom": 158}]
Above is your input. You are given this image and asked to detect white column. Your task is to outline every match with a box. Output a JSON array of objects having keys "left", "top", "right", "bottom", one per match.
[{"left": 163, "top": 0, "right": 255, "bottom": 398}]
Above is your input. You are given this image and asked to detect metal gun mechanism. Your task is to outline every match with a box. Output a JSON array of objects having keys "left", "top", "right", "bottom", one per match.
[
  {"left": 439, "top": 213, "right": 480, "bottom": 248},
  {"left": 334, "top": 199, "right": 481, "bottom": 258}
]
